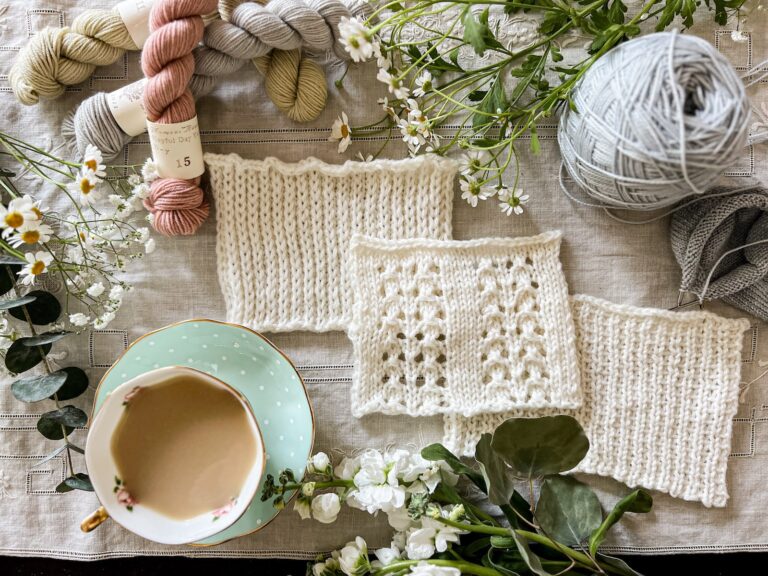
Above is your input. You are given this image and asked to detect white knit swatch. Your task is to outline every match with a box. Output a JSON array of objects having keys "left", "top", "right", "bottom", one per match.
[
  {"left": 349, "top": 232, "right": 581, "bottom": 417},
  {"left": 205, "top": 153, "right": 456, "bottom": 332},
  {"left": 444, "top": 295, "right": 750, "bottom": 507}
]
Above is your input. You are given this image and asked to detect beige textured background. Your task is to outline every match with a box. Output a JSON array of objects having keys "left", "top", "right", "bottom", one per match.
[{"left": 0, "top": 0, "right": 766, "bottom": 559}]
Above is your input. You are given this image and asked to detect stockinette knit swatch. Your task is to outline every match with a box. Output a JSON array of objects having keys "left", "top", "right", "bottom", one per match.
[
  {"left": 204, "top": 153, "right": 456, "bottom": 332},
  {"left": 348, "top": 232, "right": 581, "bottom": 417},
  {"left": 444, "top": 294, "right": 750, "bottom": 507}
]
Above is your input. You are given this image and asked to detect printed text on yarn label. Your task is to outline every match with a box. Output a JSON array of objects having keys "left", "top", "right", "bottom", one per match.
[
  {"left": 106, "top": 79, "right": 148, "bottom": 137},
  {"left": 146, "top": 117, "right": 205, "bottom": 180},
  {"left": 116, "top": 0, "right": 154, "bottom": 48}
]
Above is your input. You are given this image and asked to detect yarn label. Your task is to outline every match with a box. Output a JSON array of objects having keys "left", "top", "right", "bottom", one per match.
[
  {"left": 146, "top": 116, "right": 205, "bottom": 180},
  {"left": 106, "top": 79, "right": 148, "bottom": 137},
  {"left": 116, "top": 0, "right": 154, "bottom": 47}
]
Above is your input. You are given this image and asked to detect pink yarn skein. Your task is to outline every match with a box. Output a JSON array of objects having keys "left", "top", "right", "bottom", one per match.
[{"left": 141, "top": 0, "right": 216, "bottom": 236}]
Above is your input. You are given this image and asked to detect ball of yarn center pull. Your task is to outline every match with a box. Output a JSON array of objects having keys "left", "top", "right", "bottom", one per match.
[{"left": 558, "top": 32, "right": 751, "bottom": 211}]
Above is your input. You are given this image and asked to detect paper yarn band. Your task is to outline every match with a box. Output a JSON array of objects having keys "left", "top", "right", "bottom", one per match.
[{"left": 146, "top": 116, "right": 205, "bottom": 180}]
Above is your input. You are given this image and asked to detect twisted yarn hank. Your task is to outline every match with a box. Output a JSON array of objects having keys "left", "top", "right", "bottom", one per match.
[
  {"left": 558, "top": 32, "right": 751, "bottom": 211},
  {"left": 142, "top": 0, "right": 217, "bottom": 236}
]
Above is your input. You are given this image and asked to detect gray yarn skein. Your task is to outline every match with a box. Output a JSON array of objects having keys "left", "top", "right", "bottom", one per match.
[
  {"left": 670, "top": 186, "right": 768, "bottom": 321},
  {"left": 559, "top": 32, "right": 751, "bottom": 211},
  {"left": 65, "top": 0, "right": 368, "bottom": 160}
]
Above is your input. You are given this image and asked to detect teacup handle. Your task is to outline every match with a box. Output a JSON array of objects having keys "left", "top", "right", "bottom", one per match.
[{"left": 80, "top": 506, "right": 110, "bottom": 532}]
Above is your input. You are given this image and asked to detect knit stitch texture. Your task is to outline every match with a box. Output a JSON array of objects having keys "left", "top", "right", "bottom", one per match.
[
  {"left": 443, "top": 294, "right": 750, "bottom": 507},
  {"left": 205, "top": 153, "right": 456, "bottom": 332},
  {"left": 348, "top": 232, "right": 581, "bottom": 417}
]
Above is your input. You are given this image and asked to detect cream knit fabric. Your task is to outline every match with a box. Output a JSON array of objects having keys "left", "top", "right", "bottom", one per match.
[
  {"left": 349, "top": 232, "right": 581, "bottom": 417},
  {"left": 444, "top": 294, "right": 750, "bottom": 507},
  {"left": 205, "top": 153, "right": 456, "bottom": 332}
]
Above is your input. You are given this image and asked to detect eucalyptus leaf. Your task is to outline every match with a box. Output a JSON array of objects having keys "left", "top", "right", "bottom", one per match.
[
  {"left": 421, "top": 443, "right": 486, "bottom": 490},
  {"left": 509, "top": 530, "right": 554, "bottom": 576},
  {"left": 0, "top": 264, "right": 22, "bottom": 296},
  {"left": 37, "top": 416, "right": 74, "bottom": 441},
  {"left": 55, "top": 480, "right": 74, "bottom": 493},
  {"left": 0, "top": 295, "right": 36, "bottom": 310},
  {"left": 596, "top": 552, "right": 645, "bottom": 576},
  {"left": 490, "top": 415, "right": 589, "bottom": 478},
  {"left": 4, "top": 338, "right": 52, "bottom": 373},
  {"left": 8, "top": 290, "right": 61, "bottom": 324},
  {"left": 11, "top": 371, "right": 67, "bottom": 402},
  {"left": 589, "top": 489, "right": 653, "bottom": 555},
  {"left": 500, "top": 489, "right": 534, "bottom": 530},
  {"left": 32, "top": 444, "right": 69, "bottom": 468},
  {"left": 64, "top": 473, "right": 94, "bottom": 492},
  {"left": 20, "top": 331, "right": 70, "bottom": 347},
  {"left": 536, "top": 475, "right": 603, "bottom": 546},
  {"left": 475, "top": 433, "right": 516, "bottom": 506},
  {"left": 66, "top": 442, "right": 85, "bottom": 455},
  {"left": 485, "top": 549, "right": 523, "bottom": 576},
  {"left": 54, "top": 367, "right": 89, "bottom": 401},
  {"left": 40, "top": 405, "right": 88, "bottom": 427}
]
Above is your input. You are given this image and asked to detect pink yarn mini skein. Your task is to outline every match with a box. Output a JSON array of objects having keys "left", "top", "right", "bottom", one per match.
[{"left": 141, "top": 0, "right": 217, "bottom": 236}]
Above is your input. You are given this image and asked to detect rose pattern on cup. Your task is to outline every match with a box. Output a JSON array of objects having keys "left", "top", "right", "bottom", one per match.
[
  {"left": 122, "top": 386, "right": 142, "bottom": 406},
  {"left": 113, "top": 476, "right": 137, "bottom": 511},
  {"left": 212, "top": 498, "right": 237, "bottom": 521}
]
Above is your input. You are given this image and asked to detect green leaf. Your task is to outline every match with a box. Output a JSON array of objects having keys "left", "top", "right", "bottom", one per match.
[
  {"left": 11, "top": 371, "right": 68, "bottom": 402},
  {"left": 474, "top": 73, "right": 508, "bottom": 128},
  {"left": 64, "top": 473, "right": 94, "bottom": 492},
  {"left": 500, "top": 490, "right": 534, "bottom": 529},
  {"left": 536, "top": 475, "right": 603, "bottom": 546},
  {"left": 608, "top": 0, "right": 627, "bottom": 24},
  {"left": 595, "top": 552, "right": 645, "bottom": 576},
  {"left": 0, "top": 264, "right": 22, "bottom": 296},
  {"left": 4, "top": 338, "right": 52, "bottom": 373},
  {"left": 491, "top": 415, "right": 589, "bottom": 478},
  {"left": 485, "top": 549, "right": 523, "bottom": 576},
  {"left": 9, "top": 290, "right": 61, "bottom": 324},
  {"left": 421, "top": 443, "right": 486, "bottom": 490},
  {"left": 589, "top": 489, "right": 652, "bottom": 555},
  {"left": 509, "top": 530, "right": 554, "bottom": 576},
  {"left": 33, "top": 444, "right": 69, "bottom": 468},
  {"left": 55, "top": 480, "right": 74, "bottom": 493},
  {"left": 530, "top": 127, "right": 541, "bottom": 155},
  {"left": 461, "top": 7, "right": 502, "bottom": 56},
  {"left": 539, "top": 11, "right": 569, "bottom": 36},
  {"left": 475, "top": 433, "right": 516, "bottom": 506},
  {"left": 40, "top": 405, "right": 88, "bottom": 427},
  {"left": 20, "top": 331, "right": 70, "bottom": 347},
  {"left": 37, "top": 416, "right": 74, "bottom": 441},
  {"left": 0, "top": 295, "right": 36, "bottom": 310},
  {"left": 54, "top": 366, "right": 89, "bottom": 401}
]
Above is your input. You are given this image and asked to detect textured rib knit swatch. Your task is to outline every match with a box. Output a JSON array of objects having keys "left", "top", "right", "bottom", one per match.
[
  {"left": 349, "top": 232, "right": 581, "bottom": 417},
  {"left": 444, "top": 294, "right": 750, "bottom": 507},
  {"left": 205, "top": 153, "right": 456, "bottom": 332}
]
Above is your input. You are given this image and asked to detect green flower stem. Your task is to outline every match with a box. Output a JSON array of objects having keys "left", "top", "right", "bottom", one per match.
[
  {"left": 373, "top": 559, "right": 502, "bottom": 576},
  {"left": 282, "top": 480, "right": 354, "bottom": 491}
]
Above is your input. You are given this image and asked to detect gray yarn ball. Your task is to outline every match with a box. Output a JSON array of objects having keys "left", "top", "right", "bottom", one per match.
[
  {"left": 559, "top": 32, "right": 751, "bottom": 210},
  {"left": 670, "top": 186, "right": 768, "bottom": 321}
]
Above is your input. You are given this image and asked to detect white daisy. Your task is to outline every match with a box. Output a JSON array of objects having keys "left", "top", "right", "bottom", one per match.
[
  {"left": 413, "top": 71, "right": 433, "bottom": 98},
  {"left": 8, "top": 221, "right": 53, "bottom": 247},
  {"left": 398, "top": 119, "right": 426, "bottom": 151},
  {"left": 498, "top": 187, "right": 530, "bottom": 215},
  {"left": 339, "top": 17, "right": 374, "bottom": 62},
  {"left": 0, "top": 196, "right": 36, "bottom": 234},
  {"left": 83, "top": 144, "right": 107, "bottom": 178},
  {"left": 329, "top": 112, "right": 352, "bottom": 153},
  {"left": 67, "top": 168, "right": 102, "bottom": 206},
  {"left": 460, "top": 177, "right": 494, "bottom": 207},
  {"left": 19, "top": 251, "right": 53, "bottom": 286},
  {"left": 373, "top": 41, "right": 390, "bottom": 69},
  {"left": 458, "top": 150, "right": 491, "bottom": 176},
  {"left": 377, "top": 69, "right": 410, "bottom": 100}
]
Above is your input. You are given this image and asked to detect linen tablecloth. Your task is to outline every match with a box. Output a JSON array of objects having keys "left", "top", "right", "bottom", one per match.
[{"left": 0, "top": 0, "right": 767, "bottom": 559}]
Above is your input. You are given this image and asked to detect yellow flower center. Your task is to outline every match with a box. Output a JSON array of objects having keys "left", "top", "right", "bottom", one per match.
[
  {"left": 30, "top": 261, "right": 45, "bottom": 275},
  {"left": 84, "top": 159, "right": 97, "bottom": 172},
  {"left": 80, "top": 178, "right": 95, "bottom": 195},
  {"left": 32, "top": 207, "right": 43, "bottom": 219},
  {"left": 341, "top": 124, "right": 350, "bottom": 139},
  {"left": 20, "top": 229, "right": 40, "bottom": 244},
  {"left": 4, "top": 212, "right": 23, "bottom": 229}
]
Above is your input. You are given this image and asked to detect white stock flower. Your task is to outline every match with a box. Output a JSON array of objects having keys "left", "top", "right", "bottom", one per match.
[
  {"left": 67, "top": 168, "right": 102, "bottom": 206},
  {"left": 339, "top": 536, "right": 370, "bottom": 576},
  {"left": 308, "top": 452, "right": 332, "bottom": 474},
  {"left": 83, "top": 144, "right": 107, "bottom": 178},
  {"left": 329, "top": 112, "right": 352, "bottom": 154},
  {"left": 460, "top": 177, "right": 493, "bottom": 207},
  {"left": 408, "top": 562, "right": 461, "bottom": 576},
  {"left": 19, "top": 251, "right": 53, "bottom": 286},
  {"left": 294, "top": 496, "right": 312, "bottom": 520},
  {"left": 311, "top": 492, "right": 341, "bottom": 524},
  {"left": 335, "top": 455, "right": 360, "bottom": 480},
  {"left": 386, "top": 506, "right": 414, "bottom": 531},
  {"left": 405, "top": 513, "right": 466, "bottom": 560},
  {"left": 413, "top": 71, "right": 433, "bottom": 98},
  {"left": 312, "top": 552, "right": 342, "bottom": 576},
  {"left": 498, "top": 187, "right": 529, "bottom": 216},
  {"left": 69, "top": 313, "right": 90, "bottom": 327},
  {"left": 339, "top": 17, "right": 374, "bottom": 62},
  {"left": 86, "top": 282, "right": 105, "bottom": 298},
  {"left": 400, "top": 454, "right": 458, "bottom": 493},
  {"left": 346, "top": 449, "right": 409, "bottom": 514},
  {"left": 372, "top": 541, "right": 402, "bottom": 568}
]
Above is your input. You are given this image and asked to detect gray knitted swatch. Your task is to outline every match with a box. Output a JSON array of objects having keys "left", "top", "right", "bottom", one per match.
[{"left": 670, "top": 186, "right": 768, "bottom": 320}]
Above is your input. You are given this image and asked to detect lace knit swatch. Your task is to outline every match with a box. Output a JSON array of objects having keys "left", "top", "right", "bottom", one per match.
[
  {"left": 444, "top": 295, "right": 750, "bottom": 507},
  {"left": 349, "top": 232, "right": 581, "bottom": 417},
  {"left": 205, "top": 154, "right": 456, "bottom": 332}
]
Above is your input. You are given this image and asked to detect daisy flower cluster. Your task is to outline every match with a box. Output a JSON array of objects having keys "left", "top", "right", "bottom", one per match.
[{"left": 0, "top": 140, "right": 156, "bottom": 336}]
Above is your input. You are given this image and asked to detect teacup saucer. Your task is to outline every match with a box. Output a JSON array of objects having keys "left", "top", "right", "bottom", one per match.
[{"left": 92, "top": 319, "right": 315, "bottom": 546}]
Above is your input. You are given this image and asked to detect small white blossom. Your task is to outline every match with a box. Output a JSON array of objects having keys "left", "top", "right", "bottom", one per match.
[
  {"left": 329, "top": 112, "right": 352, "bottom": 154},
  {"left": 308, "top": 452, "right": 332, "bottom": 474},
  {"left": 127, "top": 174, "right": 141, "bottom": 186},
  {"left": 312, "top": 552, "right": 341, "bottom": 576},
  {"left": 294, "top": 496, "right": 312, "bottom": 520},
  {"left": 408, "top": 562, "right": 461, "bottom": 576},
  {"left": 67, "top": 168, "right": 102, "bottom": 206},
  {"left": 498, "top": 187, "right": 529, "bottom": 215},
  {"left": 460, "top": 177, "right": 494, "bottom": 207},
  {"left": 19, "top": 251, "right": 53, "bottom": 286},
  {"left": 458, "top": 150, "right": 490, "bottom": 176},
  {"left": 377, "top": 69, "right": 410, "bottom": 100},
  {"left": 144, "top": 238, "right": 156, "bottom": 254},
  {"left": 132, "top": 182, "right": 151, "bottom": 200},
  {"left": 373, "top": 41, "right": 391, "bottom": 69},
  {"left": 339, "top": 537, "right": 370, "bottom": 576},
  {"left": 109, "top": 285, "right": 124, "bottom": 301},
  {"left": 311, "top": 492, "right": 341, "bottom": 524},
  {"left": 413, "top": 71, "right": 433, "bottom": 98},
  {"left": 141, "top": 158, "right": 159, "bottom": 183},
  {"left": 69, "top": 313, "right": 90, "bottom": 327},
  {"left": 404, "top": 514, "right": 466, "bottom": 560},
  {"left": 386, "top": 506, "right": 415, "bottom": 531},
  {"left": 398, "top": 119, "right": 427, "bottom": 152},
  {"left": 372, "top": 541, "right": 402, "bottom": 568},
  {"left": 83, "top": 144, "right": 107, "bottom": 178},
  {"left": 339, "top": 17, "right": 374, "bottom": 62},
  {"left": 86, "top": 282, "right": 106, "bottom": 298},
  {"left": 731, "top": 29, "right": 749, "bottom": 42}
]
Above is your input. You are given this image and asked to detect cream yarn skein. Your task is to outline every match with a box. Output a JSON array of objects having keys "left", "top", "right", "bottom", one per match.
[{"left": 558, "top": 32, "right": 751, "bottom": 211}]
